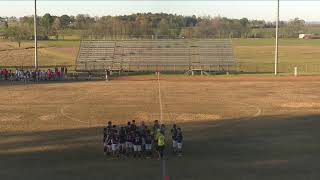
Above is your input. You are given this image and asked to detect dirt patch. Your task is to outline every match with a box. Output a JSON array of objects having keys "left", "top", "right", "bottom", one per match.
[
  {"left": 0, "top": 114, "right": 23, "bottom": 122},
  {"left": 39, "top": 114, "right": 57, "bottom": 121},
  {"left": 281, "top": 102, "right": 320, "bottom": 108},
  {"left": 134, "top": 112, "right": 221, "bottom": 123},
  {"left": 115, "top": 75, "right": 320, "bottom": 82}
]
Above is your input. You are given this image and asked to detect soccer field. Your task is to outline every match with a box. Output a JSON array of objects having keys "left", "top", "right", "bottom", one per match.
[{"left": 1, "top": 76, "right": 320, "bottom": 180}]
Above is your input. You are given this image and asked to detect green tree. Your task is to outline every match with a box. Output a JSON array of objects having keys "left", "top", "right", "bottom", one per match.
[
  {"left": 240, "top": 18, "right": 249, "bottom": 27},
  {"left": 75, "top": 14, "right": 94, "bottom": 29},
  {"left": 40, "top": 13, "right": 54, "bottom": 36},
  {"left": 60, "top": 15, "right": 71, "bottom": 29},
  {"left": 158, "top": 18, "right": 170, "bottom": 36}
]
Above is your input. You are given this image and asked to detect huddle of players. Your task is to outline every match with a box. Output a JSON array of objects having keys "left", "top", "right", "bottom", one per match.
[{"left": 103, "top": 120, "right": 183, "bottom": 159}]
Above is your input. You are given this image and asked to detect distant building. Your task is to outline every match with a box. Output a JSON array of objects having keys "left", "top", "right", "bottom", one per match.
[{"left": 299, "top": 34, "right": 314, "bottom": 39}]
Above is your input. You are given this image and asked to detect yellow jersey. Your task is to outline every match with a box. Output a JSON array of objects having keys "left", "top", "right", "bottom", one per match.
[{"left": 158, "top": 134, "right": 165, "bottom": 146}]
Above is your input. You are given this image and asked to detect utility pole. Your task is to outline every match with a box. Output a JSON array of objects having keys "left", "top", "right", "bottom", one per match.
[
  {"left": 34, "top": 0, "right": 38, "bottom": 70},
  {"left": 274, "top": 0, "right": 279, "bottom": 75}
]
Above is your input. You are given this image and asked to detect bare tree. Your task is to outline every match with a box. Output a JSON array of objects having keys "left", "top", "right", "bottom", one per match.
[{"left": 7, "top": 24, "right": 31, "bottom": 47}]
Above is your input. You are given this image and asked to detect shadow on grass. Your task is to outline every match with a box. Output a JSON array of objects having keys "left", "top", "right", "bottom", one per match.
[{"left": 1, "top": 114, "right": 320, "bottom": 180}]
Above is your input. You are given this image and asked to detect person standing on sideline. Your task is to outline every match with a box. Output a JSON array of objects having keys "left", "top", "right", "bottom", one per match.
[
  {"left": 61, "top": 67, "right": 64, "bottom": 80},
  {"left": 105, "top": 69, "right": 109, "bottom": 81},
  {"left": 64, "top": 67, "right": 68, "bottom": 80}
]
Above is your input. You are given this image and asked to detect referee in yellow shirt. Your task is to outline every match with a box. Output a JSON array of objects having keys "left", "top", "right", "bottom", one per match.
[{"left": 157, "top": 132, "right": 165, "bottom": 160}]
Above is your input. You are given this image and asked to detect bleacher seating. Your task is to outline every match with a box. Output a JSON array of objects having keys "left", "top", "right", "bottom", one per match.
[{"left": 76, "top": 39, "right": 237, "bottom": 72}]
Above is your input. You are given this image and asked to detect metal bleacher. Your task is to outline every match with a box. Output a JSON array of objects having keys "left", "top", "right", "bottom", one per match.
[{"left": 76, "top": 39, "right": 237, "bottom": 73}]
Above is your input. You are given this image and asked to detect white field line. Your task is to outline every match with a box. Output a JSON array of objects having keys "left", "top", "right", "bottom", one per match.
[
  {"left": 60, "top": 106, "right": 89, "bottom": 124},
  {"left": 237, "top": 101, "right": 262, "bottom": 119},
  {"left": 210, "top": 101, "right": 263, "bottom": 128},
  {"left": 157, "top": 72, "right": 164, "bottom": 123},
  {"left": 59, "top": 89, "right": 113, "bottom": 127},
  {"left": 60, "top": 90, "right": 90, "bottom": 124},
  {"left": 156, "top": 73, "right": 168, "bottom": 180}
]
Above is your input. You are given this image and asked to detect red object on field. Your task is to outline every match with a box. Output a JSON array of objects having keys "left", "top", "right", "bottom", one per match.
[{"left": 164, "top": 176, "right": 169, "bottom": 180}]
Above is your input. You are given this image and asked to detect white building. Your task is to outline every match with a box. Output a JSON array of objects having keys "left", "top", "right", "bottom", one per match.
[{"left": 299, "top": 34, "right": 314, "bottom": 39}]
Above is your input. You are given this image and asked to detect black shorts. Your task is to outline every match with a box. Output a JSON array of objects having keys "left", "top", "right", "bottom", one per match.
[{"left": 157, "top": 145, "right": 165, "bottom": 152}]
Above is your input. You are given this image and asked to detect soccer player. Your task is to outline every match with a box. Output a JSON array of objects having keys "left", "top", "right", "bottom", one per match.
[
  {"left": 103, "top": 136, "right": 108, "bottom": 156},
  {"left": 104, "top": 134, "right": 112, "bottom": 156},
  {"left": 176, "top": 128, "right": 183, "bottom": 156},
  {"left": 104, "top": 69, "right": 109, "bottom": 81},
  {"left": 153, "top": 120, "right": 160, "bottom": 132},
  {"left": 153, "top": 120, "right": 160, "bottom": 140},
  {"left": 171, "top": 124, "right": 178, "bottom": 153},
  {"left": 125, "top": 131, "right": 133, "bottom": 156},
  {"left": 133, "top": 131, "right": 142, "bottom": 158},
  {"left": 131, "top": 120, "right": 137, "bottom": 131},
  {"left": 119, "top": 127, "right": 127, "bottom": 154},
  {"left": 112, "top": 125, "right": 118, "bottom": 134},
  {"left": 126, "top": 121, "right": 132, "bottom": 134},
  {"left": 145, "top": 130, "right": 153, "bottom": 158},
  {"left": 154, "top": 128, "right": 161, "bottom": 155},
  {"left": 157, "top": 132, "right": 166, "bottom": 160},
  {"left": 139, "top": 121, "right": 147, "bottom": 135},
  {"left": 105, "top": 121, "right": 113, "bottom": 136},
  {"left": 111, "top": 133, "right": 119, "bottom": 158},
  {"left": 139, "top": 122, "right": 147, "bottom": 150}
]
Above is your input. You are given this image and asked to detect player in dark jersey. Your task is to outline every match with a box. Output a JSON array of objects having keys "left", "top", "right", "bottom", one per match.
[
  {"left": 153, "top": 120, "right": 160, "bottom": 132},
  {"left": 176, "top": 127, "right": 183, "bottom": 156},
  {"left": 105, "top": 121, "right": 113, "bottom": 136},
  {"left": 103, "top": 135, "right": 108, "bottom": 156},
  {"left": 144, "top": 130, "right": 153, "bottom": 158},
  {"left": 126, "top": 121, "right": 132, "bottom": 134},
  {"left": 133, "top": 131, "right": 142, "bottom": 158},
  {"left": 125, "top": 132, "right": 133, "bottom": 156},
  {"left": 119, "top": 127, "right": 127, "bottom": 155},
  {"left": 104, "top": 134, "right": 112, "bottom": 156},
  {"left": 171, "top": 124, "right": 178, "bottom": 153},
  {"left": 160, "top": 124, "right": 166, "bottom": 135},
  {"left": 111, "top": 134, "right": 119, "bottom": 158},
  {"left": 131, "top": 120, "right": 137, "bottom": 132},
  {"left": 103, "top": 121, "right": 113, "bottom": 155},
  {"left": 103, "top": 127, "right": 107, "bottom": 142},
  {"left": 139, "top": 122, "right": 147, "bottom": 151},
  {"left": 112, "top": 125, "right": 118, "bottom": 134}
]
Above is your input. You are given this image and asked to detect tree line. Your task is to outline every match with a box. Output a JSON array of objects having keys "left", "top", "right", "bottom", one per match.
[{"left": 0, "top": 13, "right": 307, "bottom": 46}]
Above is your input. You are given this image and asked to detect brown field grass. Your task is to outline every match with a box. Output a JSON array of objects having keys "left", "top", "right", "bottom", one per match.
[
  {"left": 1, "top": 76, "right": 320, "bottom": 180},
  {"left": 0, "top": 40, "right": 78, "bottom": 66},
  {"left": 1, "top": 39, "right": 320, "bottom": 73}
]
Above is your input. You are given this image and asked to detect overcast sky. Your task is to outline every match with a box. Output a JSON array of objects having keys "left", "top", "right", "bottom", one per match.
[{"left": 1, "top": 1, "right": 320, "bottom": 21}]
